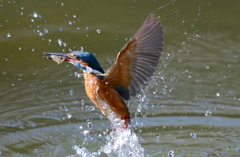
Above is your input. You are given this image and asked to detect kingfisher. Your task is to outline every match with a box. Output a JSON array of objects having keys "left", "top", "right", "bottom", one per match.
[{"left": 43, "top": 14, "right": 163, "bottom": 129}]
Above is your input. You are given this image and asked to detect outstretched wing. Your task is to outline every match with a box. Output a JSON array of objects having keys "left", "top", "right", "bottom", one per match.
[{"left": 104, "top": 14, "right": 164, "bottom": 99}]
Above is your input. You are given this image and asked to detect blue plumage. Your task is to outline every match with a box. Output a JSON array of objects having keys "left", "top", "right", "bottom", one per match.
[{"left": 71, "top": 51, "right": 104, "bottom": 74}]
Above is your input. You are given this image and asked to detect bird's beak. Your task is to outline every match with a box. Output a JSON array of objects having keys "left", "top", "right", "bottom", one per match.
[
  {"left": 43, "top": 52, "right": 76, "bottom": 64},
  {"left": 43, "top": 52, "right": 69, "bottom": 60}
]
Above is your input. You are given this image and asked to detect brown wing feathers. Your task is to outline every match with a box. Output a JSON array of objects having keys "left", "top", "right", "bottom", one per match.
[
  {"left": 127, "top": 15, "right": 163, "bottom": 96},
  {"left": 105, "top": 14, "right": 164, "bottom": 99}
]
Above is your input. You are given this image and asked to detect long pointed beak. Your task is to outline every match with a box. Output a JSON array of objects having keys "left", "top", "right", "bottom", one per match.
[
  {"left": 43, "top": 52, "right": 75, "bottom": 64},
  {"left": 43, "top": 52, "right": 69, "bottom": 59}
]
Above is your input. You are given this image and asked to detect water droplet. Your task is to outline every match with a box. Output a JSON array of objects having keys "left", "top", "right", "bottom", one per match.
[
  {"left": 206, "top": 66, "right": 209, "bottom": 69},
  {"left": 73, "top": 101, "right": 79, "bottom": 104},
  {"left": 105, "top": 82, "right": 108, "bottom": 85},
  {"left": 83, "top": 130, "right": 89, "bottom": 135},
  {"left": 61, "top": 3, "right": 64, "bottom": 6},
  {"left": 59, "top": 28, "right": 63, "bottom": 31},
  {"left": 86, "top": 27, "right": 89, "bottom": 30},
  {"left": 96, "top": 29, "right": 101, "bottom": 33},
  {"left": 58, "top": 39, "right": 62, "bottom": 46},
  {"left": 44, "top": 29, "right": 48, "bottom": 33},
  {"left": 72, "top": 145, "right": 78, "bottom": 150},
  {"left": 91, "top": 137, "right": 97, "bottom": 142},
  {"left": 216, "top": 93, "right": 220, "bottom": 97},
  {"left": 32, "top": 48, "right": 35, "bottom": 52},
  {"left": 168, "top": 150, "right": 174, "bottom": 157},
  {"left": 35, "top": 149, "right": 39, "bottom": 153},
  {"left": 69, "top": 89, "right": 74, "bottom": 96},
  {"left": 31, "top": 19, "right": 34, "bottom": 22},
  {"left": 6, "top": 33, "right": 11, "bottom": 37},
  {"left": 77, "top": 27, "right": 80, "bottom": 30},
  {"left": 86, "top": 106, "right": 95, "bottom": 112},
  {"left": 38, "top": 32, "right": 43, "bottom": 36},
  {"left": 68, "top": 21, "right": 72, "bottom": 25},
  {"left": 33, "top": 12, "right": 38, "bottom": 18},
  {"left": 60, "top": 106, "right": 68, "bottom": 111},
  {"left": 81, "top": 99, "right": 85, "bottom": 105},
  {"left": 5, "top": 58, "right": 8, "bottom": 61},
  {"left": 80, "top": 47, "right": 84, "bottom": 51},
  {"left": 73, "top": 15, "right": 76, "bottom": 18},
  {"left": 205, "top": 110, "right": 212, "bottom": 117},
  {"left": 66, "top": 113, "right": 72, "bottom": 119},
  {"left": 190, "top": 133, "right": 197, "bottom": 138},
  {"left": 19, "top": 47, "right": 22, "bottom": 50},
  {"left": 125, "top": 38, "right": 128, "bottom": 41},
  {"left": 87, "top": 122, "right": 93, "bottom": 131}
]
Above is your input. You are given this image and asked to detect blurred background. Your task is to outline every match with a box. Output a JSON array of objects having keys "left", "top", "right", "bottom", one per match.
[{"left": 0, "top": 0, "right": 240, "bottom": 156}]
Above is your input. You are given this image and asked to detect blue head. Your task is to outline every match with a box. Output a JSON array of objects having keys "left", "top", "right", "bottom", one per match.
[{"left": 70, "top": 51, "right": 104, "bottom": 73}]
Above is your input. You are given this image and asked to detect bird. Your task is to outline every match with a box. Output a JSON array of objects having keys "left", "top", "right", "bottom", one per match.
[{"left": 44, "top": 14, "right": 164, "bottom": 129}]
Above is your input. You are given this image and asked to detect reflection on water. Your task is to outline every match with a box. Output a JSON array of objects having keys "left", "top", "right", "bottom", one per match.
[{"left": 1, "top": 0, "right": 240, "bottom": 156}]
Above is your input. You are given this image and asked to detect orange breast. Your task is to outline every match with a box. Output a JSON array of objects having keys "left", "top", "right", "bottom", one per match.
[{"left": 83, "top": 71, "right": 130, "bottom": 121}]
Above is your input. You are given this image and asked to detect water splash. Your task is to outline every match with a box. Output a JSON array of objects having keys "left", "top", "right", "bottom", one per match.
[
  {"left": 102, "top": 129, "right": 144, "bottom": 156},
  {"left": 71, "top": 127, "right": 144, "bottom": 157},
  {"left": 70, "top": 104, "right": 145, "bottom": 156}
]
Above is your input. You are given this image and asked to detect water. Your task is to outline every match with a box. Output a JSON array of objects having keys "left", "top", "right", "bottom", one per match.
[
  {"left": 1, "top": 0, "right": 240, "bottom": 156},
  {"left": 70, "top": 127, "right": 144, "bottom": 157}
]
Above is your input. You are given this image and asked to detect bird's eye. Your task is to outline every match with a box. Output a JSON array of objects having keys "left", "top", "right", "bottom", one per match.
[{"left": 76, "top": 56, "right": 81, "bottom": 60}]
